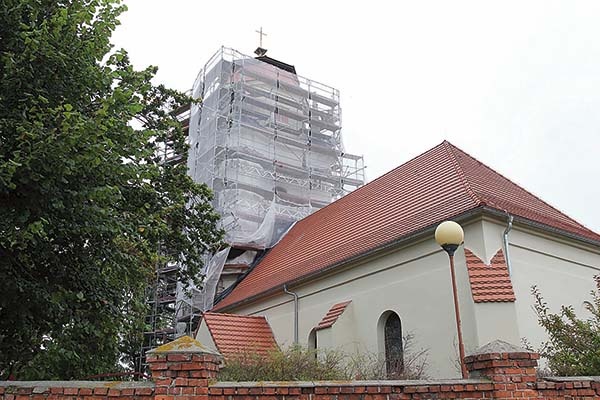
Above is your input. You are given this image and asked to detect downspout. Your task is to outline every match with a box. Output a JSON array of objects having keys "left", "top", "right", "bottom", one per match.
[
  {"left": 283, "top": 284, "right": 299, "bottom": 344},
  {"left": 503, "top": 214, "right": 514, "bottom": 276}
]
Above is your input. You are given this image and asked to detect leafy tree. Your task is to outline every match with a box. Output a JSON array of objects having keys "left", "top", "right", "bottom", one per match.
[
  {"left": 0, "top": 0, "right": 223, "bottom": 379},
  {"left": 531, "top": 276, "right": 600, "bottom": 376}
]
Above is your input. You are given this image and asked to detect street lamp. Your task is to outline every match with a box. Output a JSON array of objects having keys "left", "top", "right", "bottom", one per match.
[{"left": 435, "top": 220, "right": 468, "bottom": 379}]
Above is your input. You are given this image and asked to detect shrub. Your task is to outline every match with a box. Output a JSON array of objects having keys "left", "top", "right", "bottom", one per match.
[
  {"left": 218, "top": 345, "right": 345, "bottom": 381},
  {"left": 218, "top": 334, "right": 429, "bottom": 381},
  {"left": 531, "top": 275, "right": 600, "bottom": 376},
  {"left": 346, "top": 333, "right": 429, "bottom": 380}
]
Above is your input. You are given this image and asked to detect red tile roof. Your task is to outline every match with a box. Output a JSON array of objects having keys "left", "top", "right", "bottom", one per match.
[
  {"left": 201, "top": 312, "right": 277, "bottom": 359},
  {"left": 215, "top": 141, "right": 600, "bottom": 311},
  {"left": 464, "top": 248, "right": 516, "bottom": 302},
  {"left": 315, "top": 301, "right": 352, "bottom": 330}
]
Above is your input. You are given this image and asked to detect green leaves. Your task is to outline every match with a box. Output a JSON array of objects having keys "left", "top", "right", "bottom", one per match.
[
  {"left": 532, "top": 276, "right": 600, "bottom": 376},
  {"left": 0, "top": 0, "right": 222, "bottom": 379}
]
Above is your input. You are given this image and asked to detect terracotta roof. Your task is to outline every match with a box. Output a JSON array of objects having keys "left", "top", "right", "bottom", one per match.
[
  {"left": 201, "top": 312, "right": 277, "bottom": 359},
  {"left": 464, "top": 248, "right": 516, "bottom": 302},
  {"left": 215, "top": 141, "right": 600, "bottom": 311},
  {"left": 315, "top": 301, "right": 352, "bottom": 330}
]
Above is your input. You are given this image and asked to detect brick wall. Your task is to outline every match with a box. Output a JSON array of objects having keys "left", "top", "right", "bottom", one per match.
[
  {"left": 0, "top": 381, "right": 153, "bottom": 400},
  {"left": 2, "top": 336, "right": 600, "bottom": 400}
]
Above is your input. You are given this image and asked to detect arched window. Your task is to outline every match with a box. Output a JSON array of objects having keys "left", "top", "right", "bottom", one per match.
[
  {"left": 308, "top": 329, "right": 317, "bottom": 351},
  {"left": 383, "top": 312, "right": 403, "bottom": 377}
]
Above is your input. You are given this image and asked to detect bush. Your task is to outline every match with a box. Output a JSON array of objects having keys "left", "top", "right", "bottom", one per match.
[
  {"left": 531, "top": 275, "right": 600, "bottom": 376},
  {"left": 218, "top": 334, "right": 429, "bottom": 381},
  {"left": 345, "top": 333, "right": 429, "bottom": 380},
  {"left": 219, "top": 345, "right": 346, "bottom": 381}
]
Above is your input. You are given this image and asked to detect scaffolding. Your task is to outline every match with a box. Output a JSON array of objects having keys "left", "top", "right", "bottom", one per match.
[
  {"left": 187, "top": 47, "right": 364, "bottom": 249},
  {"left": 141, "top": 47, "right": 365, "bottom": 368}
]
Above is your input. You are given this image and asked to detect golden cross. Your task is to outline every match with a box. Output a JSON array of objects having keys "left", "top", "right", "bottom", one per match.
[{"left": 255, "top": 27, "right": 267, "bottom": 48}]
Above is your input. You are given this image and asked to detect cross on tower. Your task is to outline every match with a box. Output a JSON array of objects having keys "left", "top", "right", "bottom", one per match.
[{"left": 255, "top": 27, "right": 267, "bottom": 48}]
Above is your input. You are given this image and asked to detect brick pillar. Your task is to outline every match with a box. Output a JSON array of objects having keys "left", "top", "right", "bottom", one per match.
[
  {"left": 147, "top": 335, "right": 223, "bottom": 400},
  {"left": 464, "top": 340, "right": 540, "bottom": 400}
]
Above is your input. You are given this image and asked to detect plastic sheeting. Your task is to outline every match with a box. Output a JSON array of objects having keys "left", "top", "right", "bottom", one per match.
[
  {"left": 201, "top": 247, "right": 230, "bottom": 310},
  {"left": 176, "top": 247, "right": 230, "bottom": 329},
  {"left": 227, "top": 250, "right": 257, "bottom": 266},
  {"left": 187, "top": 47, "right": 364, "bottom": 250}
]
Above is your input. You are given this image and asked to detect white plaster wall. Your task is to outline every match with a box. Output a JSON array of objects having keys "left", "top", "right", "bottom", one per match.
[
  {"left": 228, "top": 222, "right": 485, "bottom": 378},
  {"left": 451, "top": 225, "right": 479, "bottom": 356},
  {"left": 313, "top": 304, "right": 358, "bottom": 356},
  {"left": 196, "top": 320, "right": 219, "bottom": 353},
  {"left": 330, "top": 302, "right": 360, "bottom": 354},
  {"left": 465, "top": 219, "right": 600, "bottom": 351},
  {"left": 473, "top": 302, "right": 520, "bottom": 346},
  {"left": 315, "top": 327, "right": 333, "bottom": 350},
  {"left": 464, "top": 219, "right": 521, "bottom": 348},
  {"left": 505, "top": 224, "right": 600, "bottom": 350},
  {"left": 219, "top": 216, "right": 600, "bottom": 378}
]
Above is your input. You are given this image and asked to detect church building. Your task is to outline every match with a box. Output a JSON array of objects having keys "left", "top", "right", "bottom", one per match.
[{"left": 197, "top": 141, "right": 600, "bottom": 378}]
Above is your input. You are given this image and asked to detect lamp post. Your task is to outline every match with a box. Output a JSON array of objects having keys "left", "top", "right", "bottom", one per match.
[{"left": 435, "top": 220, "right": 468, "bottom": 379}]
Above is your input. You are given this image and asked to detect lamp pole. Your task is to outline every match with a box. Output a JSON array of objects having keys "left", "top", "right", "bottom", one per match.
[{"left": 435, "top": 221, "right": 468, "bottom": 379}]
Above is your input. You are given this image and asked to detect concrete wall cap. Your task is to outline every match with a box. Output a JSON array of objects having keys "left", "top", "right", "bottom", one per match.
[
  {"left": 147, "top": 335, "right": 222, "bottom": 356},
  {"left": 468, "top": 339, "right": 530, "bottom": 356},
  {"left": 0, "top": 381, "right": 154, "bottom": 389},
  {"left": 210, "top": 378, "right": 490, "bottom": 388},
  {"left": 544, "top": 376, "right": 600, "bottom": 382}
]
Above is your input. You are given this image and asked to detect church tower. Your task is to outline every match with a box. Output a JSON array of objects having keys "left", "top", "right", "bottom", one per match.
[
  {"left": 185, "top": 45, "right": 364, "bottom": 297},
  {"left": 141, "top": 44, "right": 364, "bottom": 368}
]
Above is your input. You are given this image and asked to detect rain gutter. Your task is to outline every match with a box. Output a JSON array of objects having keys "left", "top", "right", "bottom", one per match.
[{"left": 283, "top": 284, "right": 299, "bottom": 344}]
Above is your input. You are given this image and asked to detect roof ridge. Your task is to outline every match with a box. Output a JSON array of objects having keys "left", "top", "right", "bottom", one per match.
[
  {"left": 446, "top": 143, "right": 598, "bottom": 235},
  {"left": 442, "top": 141, "right": 482, "bottom": 207},
  {"left": 204, "top": 311, "right": 266, "bottom": 320}
]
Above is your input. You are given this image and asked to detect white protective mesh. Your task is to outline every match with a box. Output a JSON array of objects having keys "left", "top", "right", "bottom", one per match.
[
  {"left": 176, "top": 247, "right": 230, "bottom": 324},
  {"left": 187, "top": 47, "right": 365, "bottom": 250},
  {"left": 227, "top": 249, "right": 258, "bottom": 266}
]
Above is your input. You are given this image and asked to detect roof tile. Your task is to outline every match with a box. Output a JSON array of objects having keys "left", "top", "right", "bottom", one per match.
[
  {"left": 201, "top": 312, "right": 277, "bottom": 359},
  {"left": 315, "top": 301, "right": 351, "bottom": 330},
  {"left": 215, "top": 141, "right": 599, "bottom": 311},
  {"left": 464, "top": 248, "right": 516, "bottom": 303}
]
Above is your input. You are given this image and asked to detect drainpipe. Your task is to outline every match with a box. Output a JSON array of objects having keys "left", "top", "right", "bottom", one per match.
[
  {"left": 283, "top": 284, "right": 299, "bottom": 344},
  {"left": 503, "top": 214, "right": 514, "bottom": 276}
]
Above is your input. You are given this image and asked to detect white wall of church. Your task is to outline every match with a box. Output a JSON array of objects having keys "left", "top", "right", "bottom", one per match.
[
  {"left": 230, "top": 225, "right": 484, "bottom": 379},
  {"left": 196, "top": 320, "right": 219, "bottom": 354},
  {"left": 224, "top": 217, "right": 600, "bottom": 378},
  {"left": 462, "top": 219, "right": 522, "bottom": 348},
  {"left": 494, "top": 221, "right": 600, "bottom": 351},
  {"left": 472, "top": 302, "right": 520, "bottom": 345},
  {"left": 475, "top": 219, "right": 600, "bottom": 354}
]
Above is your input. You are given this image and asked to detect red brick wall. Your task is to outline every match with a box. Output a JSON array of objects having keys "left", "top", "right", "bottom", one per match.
[
  {"left": 207, "top": 381, "right": 494, "bottom": 400},
  {"left": 2, "top": 337, "right": 600, "bottom": 400},
  {"left": 0, "top": 383, "right": 153, "bottom": 400},
  {"left": 536, "top": 379, "right": 600, "bottom": 399}
]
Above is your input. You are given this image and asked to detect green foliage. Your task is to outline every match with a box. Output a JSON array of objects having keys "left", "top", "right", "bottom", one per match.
[
  {"left": 219, "top": 336, "right": 429, "bottom": 382},
  {"left": 220, "top": 345, "right": 347, "bottom": 381},
  {"left": 531, "top": 276, "right": 600, "bottom": 376},
  {"left": 0, "top": 0, "right": 223, "bottom": 379}
]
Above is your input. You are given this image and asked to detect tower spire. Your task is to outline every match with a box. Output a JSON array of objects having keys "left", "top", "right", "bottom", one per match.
[
  {"left": 254, "top": 27, "right": 268, "bottom": 57},
  {"left": 255, "top": 27, "right": 267, "bottom": 48}
]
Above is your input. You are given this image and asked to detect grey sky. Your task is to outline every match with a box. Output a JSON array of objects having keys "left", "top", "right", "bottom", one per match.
[{"left": 113, "top": 0, "right": 600, "bottom": 233}]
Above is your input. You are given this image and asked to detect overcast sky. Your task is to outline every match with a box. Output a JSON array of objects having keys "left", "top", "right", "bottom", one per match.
[{"left": 112, "top": 1, "right": 600, "bottom": 233}]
